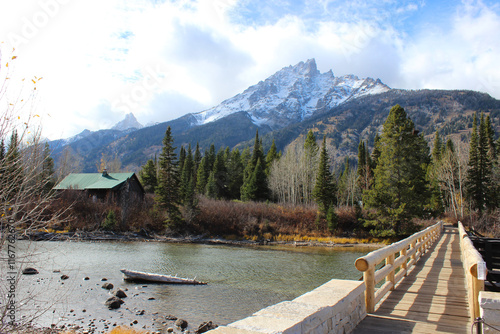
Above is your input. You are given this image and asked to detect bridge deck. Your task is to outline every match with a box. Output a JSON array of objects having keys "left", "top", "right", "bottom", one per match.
[{"left": 353, "top": 225, "right": 472, "bottom": 334}]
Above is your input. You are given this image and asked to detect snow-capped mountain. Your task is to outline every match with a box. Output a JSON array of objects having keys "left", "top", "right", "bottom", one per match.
[
  {"left": 191, "top": 59, "right": 390, "bottom": 129},
  {"left": 112, "top": 113, "right": 143, "bottom": 131}
]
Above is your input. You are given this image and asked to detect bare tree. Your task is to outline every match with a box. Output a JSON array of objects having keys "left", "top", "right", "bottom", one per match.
[
  {"left": 436, "top": 138, "right": 469, "bottom": 218},
  {"left": 0, "top": 48, "right": 64, "bottom": 332}
]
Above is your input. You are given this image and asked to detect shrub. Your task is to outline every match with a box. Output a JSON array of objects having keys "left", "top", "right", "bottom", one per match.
[{"left": 102, "top": 210, "right": 117, "bottom": 231}]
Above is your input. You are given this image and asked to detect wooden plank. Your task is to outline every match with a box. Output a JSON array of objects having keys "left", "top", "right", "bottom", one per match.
[{"left": 354, "top": 315, "right": 470, "bottom": 334}]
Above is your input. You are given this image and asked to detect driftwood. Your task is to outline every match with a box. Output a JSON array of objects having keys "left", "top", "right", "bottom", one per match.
[{"left": 120, "top": 269, "right": 207, "bottom": 285}]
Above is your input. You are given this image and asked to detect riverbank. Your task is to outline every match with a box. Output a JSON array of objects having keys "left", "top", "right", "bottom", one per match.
[{"left": 20, "top": 231, "right": 385, "bottom": 249}]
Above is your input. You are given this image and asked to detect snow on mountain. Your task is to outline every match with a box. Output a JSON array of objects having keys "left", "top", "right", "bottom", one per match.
[
  {"left": 61, "top": 129, "right": 93, "bottom": 145},
  {"left": 191, "top": 59, "right": 390, "bottom": 129},
  {"left": 112, "top": 113, "right": 143, "bottom": 131}
]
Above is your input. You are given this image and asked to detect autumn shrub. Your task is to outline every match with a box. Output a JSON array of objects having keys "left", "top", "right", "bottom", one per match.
[
  {"left": 462, "top": 210, "right": 500, "bottom": 237},
  {"left": 192, "top": 197, "right": 372, "bottom": 238}
]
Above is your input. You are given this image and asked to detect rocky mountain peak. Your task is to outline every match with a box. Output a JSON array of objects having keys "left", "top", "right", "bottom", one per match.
[
  {"left": 192, "top": 59, "right": 390, "bottom": 130},
  {"left": 112, "top": 113, "right": 143, "bottom": 131}
]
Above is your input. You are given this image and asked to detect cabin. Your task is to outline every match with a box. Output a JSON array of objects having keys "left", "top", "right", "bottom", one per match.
[{"left": 53, "top": 169, "right": 145, "bottom": 203}]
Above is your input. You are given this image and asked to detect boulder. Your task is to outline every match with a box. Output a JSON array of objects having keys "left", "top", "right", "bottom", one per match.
[
  {"left": 195, "top": 321, "right": 218, "bottom": 334},
  {"left": 105, "top": 296, "right": 124, "bottom": 309},
  {"left": 22, "top": 268, "right": 39, "bottom": 275},
  {"left": 113, "top": 289, "right": 127, "bottom": 298},
  {"left": 102, "top": 283, "right": 114, "bottom": 290},
  {"left": 60, "top": 275, "right": 69, "bottom": 280},
  {"left": 175, "top": 319, "right": 188, "bottom": 329}
]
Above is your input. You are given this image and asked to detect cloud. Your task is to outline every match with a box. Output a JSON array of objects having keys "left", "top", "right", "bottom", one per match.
[{"left": 398, "top": 1, "right": 500, "bottom": 96}]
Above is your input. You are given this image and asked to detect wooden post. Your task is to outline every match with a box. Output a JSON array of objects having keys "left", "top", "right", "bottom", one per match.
[
  {"left": 411, "top": 240, "right": 416, "bottom": 264},
  {"left": 472, "top": 276, "right": 484, "bottom": 319},
  {"left": 401, "top": 247, "right": 408, "bottom": 277},
  {"left": 387, "top": 254, "right": 395, "bottom": 290},
  {"left": 364, "top": 266, "right": 375, "bottom": 313}
]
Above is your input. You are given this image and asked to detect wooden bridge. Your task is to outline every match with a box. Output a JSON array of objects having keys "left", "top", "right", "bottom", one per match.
[
  {"left": 211, "top": 221, "right": 497, "bottom": 334},
  {"left": 353, "top": 224, "right": 471, "bottom": 333},
  {"left": 350, "top": 219, "right": 497, "bottom": 334}
]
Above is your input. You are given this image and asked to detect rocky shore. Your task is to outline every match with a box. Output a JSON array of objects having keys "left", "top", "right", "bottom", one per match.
[
  {"left": 20, "top": 231, "right": 383, "bottom": 249},
  {"left": 17, "top": 269, "right": 219, "bottom": 334}
]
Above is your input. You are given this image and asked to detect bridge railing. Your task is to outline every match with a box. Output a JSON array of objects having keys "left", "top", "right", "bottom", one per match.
[
  {"left": 458, "top": 221, "right": 487, "bottom": 320},
  {"left": 355, "top": 221, "right": 443, "bottom": 313}
]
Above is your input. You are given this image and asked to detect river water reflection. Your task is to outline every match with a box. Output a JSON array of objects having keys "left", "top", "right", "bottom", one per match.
[{"left": 16, "top": 241, "right": 374, "bottom": 331}]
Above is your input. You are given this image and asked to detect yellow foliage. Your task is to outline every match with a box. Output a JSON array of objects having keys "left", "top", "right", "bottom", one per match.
[{"left": 107, "top": 326, "right": 149, "bottom": 334}]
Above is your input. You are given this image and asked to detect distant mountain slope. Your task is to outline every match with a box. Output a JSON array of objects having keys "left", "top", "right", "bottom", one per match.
[{"left": 260, "top": 89, "right": 500, "bottom": 162}]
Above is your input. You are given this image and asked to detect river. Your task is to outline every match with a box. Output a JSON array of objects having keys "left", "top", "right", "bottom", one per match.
[{"left": 13, "top": 241, "right": 373, "bottom": 333}]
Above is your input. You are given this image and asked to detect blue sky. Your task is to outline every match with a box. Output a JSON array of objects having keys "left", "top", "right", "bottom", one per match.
[{"left": 1, "top": 0, "right": 500, "bottom": 140}]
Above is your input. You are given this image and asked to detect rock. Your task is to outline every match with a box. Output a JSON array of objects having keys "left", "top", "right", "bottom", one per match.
[
  {"left": 148, "top": 297, "right": 155, "bottom": 300},
  {"left": 22, "top": 267, "right": 39, "bottom": 275},
  {"left": 167, "top": 328, "right": 174, "bottom": 333},
  {"left": 60, "top": 275, "right": 69, "bottom": 280},
  {"left": 102, "top": 283, "right": 114, "bottom": 290},
  {"left": 101, "top": 278, "right": 108, "bottom": 281},
  {"left": 105, "top": 296, "right": 124, "bottom": 309},
  {"left": 84, "top": 277, "right": 90, "bottom": 280},
  {"left": 195, "top": 321, "right": 217, "bottom": 334},
  {"left": 175, "top": 319, "right": 188, "bottom": 329},
  {"left": 136, "top": 310, "right": 145, "bottom": 315},
  {"left": 165, "top": 315, "right": 178, "bottom": 321},
  {"left": 113, "top": 289, "right": 127, "bottom": 298}
]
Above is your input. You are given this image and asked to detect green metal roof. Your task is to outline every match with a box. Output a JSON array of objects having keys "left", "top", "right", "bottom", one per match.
[{"left": 53, "top": 172, "right": 137, "bottom": 190}]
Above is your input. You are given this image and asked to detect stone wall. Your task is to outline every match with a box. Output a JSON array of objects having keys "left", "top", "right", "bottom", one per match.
[
  {"left": 480, "top": 291, "right": 500, "bottom": 333},
  {"left": 209, "top": 279, "right": 366, "bottom": 334}
]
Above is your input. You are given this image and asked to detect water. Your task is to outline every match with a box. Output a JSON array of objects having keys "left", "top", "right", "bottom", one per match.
[{"left": 12, "top": 241, "right": 373, "bottom": 332}]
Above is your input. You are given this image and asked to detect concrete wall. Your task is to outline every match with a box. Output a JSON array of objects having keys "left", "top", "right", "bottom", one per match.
[
  {"left": 209, "top": 279, "right": 366, "bottom": 334},
  {"left": 480, "top": 291, "right": 500, "bottom": 333}
]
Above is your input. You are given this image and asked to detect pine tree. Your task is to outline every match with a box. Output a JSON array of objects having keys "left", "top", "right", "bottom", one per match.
[
  {"left": 41, "top": 143, "right": 55, "bottom": 194},
  {"left": 485, "top": 115, "right": 496, "bottom": 161},
  {"left": 194, "top": 142, "right": 202, "bottom": 168},
  {"left": 370, "top": 134, "right": 381, "bottom": 170},
  {"left": 155, "top": 126, "right": 182, "bottom": 228},
  {"left": 241, "top": 130, "right": 268, "bottom": 201},
  {"left": 205, "top": 171, "right": 218, "bottom": 199},
  {"left": 466, "top": 113, "right": 495, "bottom": 213},
  {"left": 180, "top": 144, "right": 194, "bottom": 203},
  {"left": 196, "top": 157, "right": 209, "bottom": 194},
  {"left": 363, "top": 105, "right": 430, "bottom": 235},
  {"left": 205, "top": 144, "right": 216, "bottom": 174},
  {"left": 139, "top": 159, "right": 158, "bottom": 193},
  {"left": 432, "top": 130, "right": 443, "bottom": 163},
  {"left": 178, "top": 146, "right": 186, "bottom": 174},
  {"left": 211, "top": 149, "right": 229, "bottom": 199},
  {"left": 265, "top": 139, "right": 279, "bottom": 175},
  {"left": 304, "top": 130, "right": 318, "bottom": 158},
  {"left": 313, "top": 137, "right": 336, "bottom": 222},
  {"left": 227, "top": 148, "right": 244, "bottom": 200},
  {"left": 241, "top": 158, "right": 267, "bottom": 201}
]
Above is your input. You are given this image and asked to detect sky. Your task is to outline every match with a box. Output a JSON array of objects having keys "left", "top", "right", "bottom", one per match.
[{"left": 1, "top": 0, "right": 500, "bottom": 140}]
